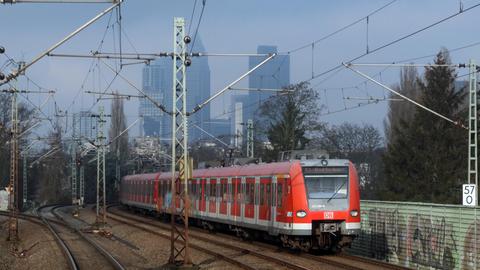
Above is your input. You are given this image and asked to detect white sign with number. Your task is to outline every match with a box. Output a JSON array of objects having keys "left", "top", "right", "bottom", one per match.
[{"left": 463, "top": 184, "right": 477, "bottom": 207}]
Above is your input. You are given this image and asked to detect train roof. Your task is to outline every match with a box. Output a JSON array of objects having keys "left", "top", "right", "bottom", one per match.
[
  {"left": 123, "top": 161, "right": 302, "bottom": 181},
  {"left": 122, "top": 159, "right": 352, "bottom": 182}
]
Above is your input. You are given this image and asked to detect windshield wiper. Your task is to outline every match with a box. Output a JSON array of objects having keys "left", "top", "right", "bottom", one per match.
[{"left": 327, "top": 179, "right": 347, "bottom": 203}]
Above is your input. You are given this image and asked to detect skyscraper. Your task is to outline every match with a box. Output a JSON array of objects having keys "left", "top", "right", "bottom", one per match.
[
  {"left": 231, "top": 45, "right": 290, "bottom": 147},
  {"left": 139, "top": 37, "right": 211, "bottom": 142}
]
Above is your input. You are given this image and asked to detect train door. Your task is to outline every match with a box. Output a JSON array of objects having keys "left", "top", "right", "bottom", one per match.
[
  {"left": 240, "top": 177, "right": 246, "bottom": 222},
  {"left": 259, "top": 177, "right": 271, "bottom": 225},
  {"left": 276, "top": 177, "right": 286, "bottom": 226},
  {"left": 232, "top": 177, "right": 241, "bottom": 220},
  {"left": 209, "top": 178, "right": 217, "bottom": 215},
  {"left": 269, "top": 176, "right": 278, "bottom": 235},
  {"left": 190, "top": 179, "right": 196, "bottom": 212},
  {"left": 227, "top": 177, "right": 232, "bottom": 219},
  {"left": 219, "top": 178, "right": 228, "bottom": 217},
  {"left": 254, "top": 177, "right": 260, "bottom": 225},
  {"left": 199, "top": 178, "right": 206, "bottom": 214},
  {"left": 244, "top": 177, "right": 255, "bottom": 221}
]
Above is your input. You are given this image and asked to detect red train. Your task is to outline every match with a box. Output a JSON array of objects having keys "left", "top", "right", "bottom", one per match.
[{"left": 120, "top": 159, "right": 361, "bottom": 251}]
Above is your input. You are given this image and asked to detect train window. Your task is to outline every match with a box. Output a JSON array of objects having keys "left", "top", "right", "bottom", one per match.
[
  {"left": 260, "top": 183, "right": 266, "bottom": 205},
  {"left": 199, "top": 180, "right": 204, "bottom": 200},
  {"left": 245, "top": 183, "right": 254, "bottom": 204},
  {"left": 210, "top": 182, "right": 216, "bottom": 201},
  {"left": 190, "top": 182, "right": 195, "bottom": 199},
  {"left": 220, "top": 182, "right": 226, "bottom": 202},
  {"left": 277, "top": 182, "right": 283, "bottom": 208},
  {"left": 266, "top": 183, "right": 271, "bottom": 206},
  {"left": 149, "top": 181, "right": 153, "bottom": 204},
  {"left": 237, "top": 181, "right": 242, "bottom": 202}
]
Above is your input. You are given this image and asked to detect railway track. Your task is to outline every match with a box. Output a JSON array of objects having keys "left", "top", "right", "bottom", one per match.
[
  {"left": 0, "top": 210, "right": 75, "bottom": 269},
  {"left": 37, "top": 205, "right": 125, "bottom": 270},
  {"left": 105, "top": 208, "right": 313, "bottom": 270},
  {"left": 110, "top": 206, "right": 410, "bottom": 270}
]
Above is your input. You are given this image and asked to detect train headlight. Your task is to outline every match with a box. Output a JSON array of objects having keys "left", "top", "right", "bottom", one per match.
[
  {"left": 296, "top": 210, "right": 307, "bottom": 218},
  {"left": 350, "top": 210, "right": 359, "bottom": 217}
]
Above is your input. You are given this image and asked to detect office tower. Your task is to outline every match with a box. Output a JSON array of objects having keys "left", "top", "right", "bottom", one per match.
[
  {"left": 230, "top": 45, "right": 290, "bottom": 148},
  {"left": 139, "top": 37, "right": 211, "bottom": 142}
]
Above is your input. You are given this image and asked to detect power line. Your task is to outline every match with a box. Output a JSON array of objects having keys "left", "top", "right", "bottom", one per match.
[
  {"left": 190, "top": 0, "right": 206, "bottom": 54},
  {"left": 187, "top": 0, "right": 198, "bottom": 35},
  {"left": 285, "top": 0, "right": 397, "bottom": 54},
  {"left": 305, "top": 1, "right": 480, "bottom": 85}
]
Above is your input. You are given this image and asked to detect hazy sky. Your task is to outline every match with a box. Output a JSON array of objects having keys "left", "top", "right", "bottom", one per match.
[{"left": 1, "top": 0, "right": 479, "bottom": 139}]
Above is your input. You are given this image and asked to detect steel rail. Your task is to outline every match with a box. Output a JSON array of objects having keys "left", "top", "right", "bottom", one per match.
[
  {"left": 107, "top": 208, "right": 312, "bottom": 270},
  {"left": 0, "top": 209, "right": 78, "bottom": 270},
  {"left": 50, "top": 205, "right": 126, "bottom": 270}
]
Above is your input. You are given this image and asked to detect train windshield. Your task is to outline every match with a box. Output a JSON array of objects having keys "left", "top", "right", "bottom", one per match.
[
  {"left": 304, "top": 175, "right": 348, "bottom": 200},
  {"left": 302, "top": 166, "right": 349, "bottom": 210}
]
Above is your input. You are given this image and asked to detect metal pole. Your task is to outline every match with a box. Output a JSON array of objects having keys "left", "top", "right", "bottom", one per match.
[
  {"left": 468, "top": 59, "right": 478, "bottom": 205},
  {"left": 246, "top": 119, "right": 254, "bottom": 158},
  {"left": 22, "top": 153, "right": 27, "bottom": 205},
  {"left": 8, "top": 84, "right": 19, "bottom": 244},
  {"left": 95, "top": 106, "right": 107, "bottom": 227},
  {"left": 79, "top": 164, "right": 85, "bottom": 206},
  {"left": 71, "top": 114, "right": 78, "bottom": 208},
  {"left": 169, "top": 17, "right": 191, "bottom": 266}
]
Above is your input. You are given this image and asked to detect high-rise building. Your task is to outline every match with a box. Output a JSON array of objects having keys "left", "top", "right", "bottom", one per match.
[
  {"left": 231, "top": 45, "right": 290, "bottom": 148},
  {"left": 79, "top": 110, "right": 96, "bottom": 140},
  {"left": 140, "top": 62, "right": 168, "bottom": 137},
  {"left": 139, "top": 38, "right": 211, "bottom": 142},
  {"left": 246, "top": 45, "right": 290, "bottom": 120}
]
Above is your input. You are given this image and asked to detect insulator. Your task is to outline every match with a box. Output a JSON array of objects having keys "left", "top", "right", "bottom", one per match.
[
  {"left": 0, "top": 73, "right": 5, "bottom": 81},
  {"left": 0, "top": 46, "right": 4, "bottom": 54},
  {"left": 184, "top": 58, "right": 192, "bottom": 67},
  {"left": 184, "top": 36, "right": 191, "bottom": 44}
]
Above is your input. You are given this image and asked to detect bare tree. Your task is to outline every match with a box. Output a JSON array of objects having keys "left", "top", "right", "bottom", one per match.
[
  {"left": 255, "top": 82, "right": 323, "bottom": 161},
  {"left": 311, "top": 122, "right": 383, "bottom": 199},
  {"left": 109, "top": 92, "right": 128, "bottom": 161}
]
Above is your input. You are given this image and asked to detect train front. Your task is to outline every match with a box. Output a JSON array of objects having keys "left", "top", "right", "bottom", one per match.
[{"left": 291, "top": 159, "right": 361, "bottom": 251}]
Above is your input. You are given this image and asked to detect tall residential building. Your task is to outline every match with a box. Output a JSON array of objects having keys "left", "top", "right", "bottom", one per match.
[
  {"left": 231, "top": 45, "right": 290, "bottom": 148},
  {"left": 139, "top": 38, "right": 211, "bottom": 142}
]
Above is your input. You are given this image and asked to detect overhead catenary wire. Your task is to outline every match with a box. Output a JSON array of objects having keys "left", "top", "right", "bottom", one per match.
[
  {"left": 304, "top": 1, "right": 480, "bottom": 86},
  {"left": 190, "top": 0, "right": 206, "bottom": 54},
  {"left": 285, "top": 0, "right": 397, "bottom": 54},
  {"left": 343, "top": 63, "right": 467, "bottom": 129}
]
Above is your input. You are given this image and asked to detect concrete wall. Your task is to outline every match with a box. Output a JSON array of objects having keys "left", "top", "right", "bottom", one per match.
[{"left": 348, "top": 200, "right": 480, "bottom": 270}]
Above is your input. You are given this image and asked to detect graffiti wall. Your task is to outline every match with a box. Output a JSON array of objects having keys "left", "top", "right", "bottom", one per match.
[{"left": 348, "top": 200, "right": 480, "bottom": 270}]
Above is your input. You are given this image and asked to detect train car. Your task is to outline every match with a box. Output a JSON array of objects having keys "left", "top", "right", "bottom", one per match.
[{"left": 120, "top": 158, "right": 361, "bottom": 251}]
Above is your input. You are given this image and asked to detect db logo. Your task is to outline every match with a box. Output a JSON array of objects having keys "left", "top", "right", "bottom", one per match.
[{"left": 324, "top": 212, "right": 334, "bottom": 219}]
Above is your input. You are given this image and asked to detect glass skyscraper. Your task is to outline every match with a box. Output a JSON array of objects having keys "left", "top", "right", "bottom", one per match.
[
  {"left": 231, "top": 45, "right": 290, "bottom": 147},
  {"left": 139, "top": 38, "right": 211, "bottom": 142}
]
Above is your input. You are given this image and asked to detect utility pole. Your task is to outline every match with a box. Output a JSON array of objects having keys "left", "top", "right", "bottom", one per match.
[
  {"left": 169, "top": 17, "right": 192, "bottom": 266},
  {"left": 71, "top": 113, "right": 79, "bottom": 215},
  {"left": 22, "top": 153, "right": 27, "bottom": 206},
  {"left": 468, "top": 59, "right": 478, "bottom": 204},
  {"left": 95, "top": 106, "right": 107, "bottom": 227},
  {"left": 246, "top": 119, "right": 254, "bottom": 158},
  {"left": 7, "top": 84, "right": 19, "bottom": 244},
  {"left": 79, "top": 163, "right": 85, "bottom": 207}
]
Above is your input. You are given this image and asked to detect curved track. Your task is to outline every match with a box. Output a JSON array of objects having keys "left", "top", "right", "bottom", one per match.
[
  {"left": 0, "top": 209, "right": 76, "bottom": 269},
  {"left": 38, "top": 205, "right": 125, "bottom": 270}
]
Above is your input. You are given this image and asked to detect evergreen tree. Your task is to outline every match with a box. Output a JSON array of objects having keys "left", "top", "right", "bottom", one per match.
[{"left": 383, "top": 49, "right": 467, "bottom": 204}]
